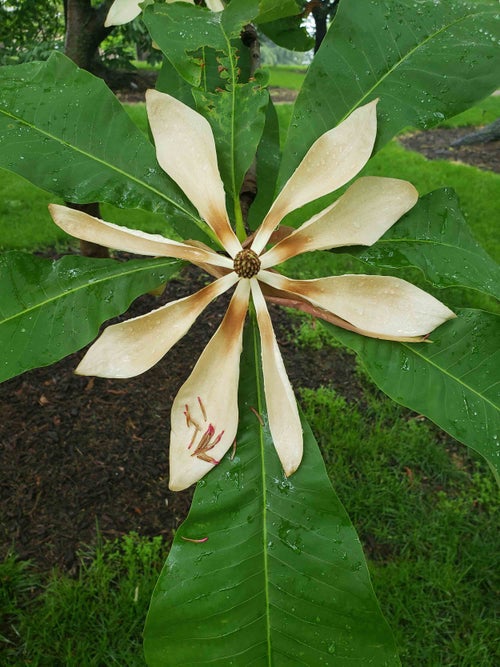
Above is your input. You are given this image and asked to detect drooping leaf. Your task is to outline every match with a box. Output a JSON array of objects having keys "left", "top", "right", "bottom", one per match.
[
  {"left": 280, "top": 0, "right": 500, "bottom": 186},
  {"left": 260, "top": 15, "right": 314, "bottom": 52},
  {"left": 326, "top": 310, "right": 500, "bottom": 475},
  {"left": 0, "top": 252, "right": 181, "bottom": 382},
  {"left": 338, "top": 188, "right": 500, "bottom": 299},
  {"left": 144, "top": 321, "right": 399, "bottom": 666},
  {"left": 0, "top": 53, "right": 204, "bottom": 237},
  {"left": 155, "top": 55, "right": 195, "bottom": 108}
]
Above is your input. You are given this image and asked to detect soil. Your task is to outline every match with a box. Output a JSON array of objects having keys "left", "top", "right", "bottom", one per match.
[{"left": 1, "top": 77, "right": 498, "bottom": 573}]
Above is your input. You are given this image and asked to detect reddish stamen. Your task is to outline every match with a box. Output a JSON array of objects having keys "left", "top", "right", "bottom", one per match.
[
  {"left": 197, "top": 396, "right": 207, "bottom": 421},
  {"left": 183, "top": 404, "right": 191, "bottom": 427}
]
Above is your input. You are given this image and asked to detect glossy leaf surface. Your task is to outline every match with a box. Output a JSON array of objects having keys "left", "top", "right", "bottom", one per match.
[
  {"left": 0, "top": 53, "right": 201, "bottom": 234},
  {"left": 280, "top": 0, "right": 500, "bottom": 185},
  {"left": 326, "top": 310, "right": 500, "bottom": 474},
  {"left": 347, "top": 188, "right": 500, "bottom": 298},
  {"left": 0, "top": 252, "right": 180, "bottom": 382},
  {"left": 143, "top": 2, "right": 258, "bottom": 88},
  {"left": 144, "top": 322, "right": 399, "bottom": 666}
]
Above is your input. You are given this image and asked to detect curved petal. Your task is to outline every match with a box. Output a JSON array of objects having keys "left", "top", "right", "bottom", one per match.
[
  {"left": 76, "top": 272, "right": 238, "bottom": 378},
  {"left": 48, "top": 204, "right": 232, "bottom": 269},
  {"left": 169, "top": 279, "right": 250, "bottom": 491},
  {"left": 104, "top": 0, "right": 142, "bottom": 26},
  {"left": 259, "top": 272, "right": 455, "bottom": 339},
  {"left": 260, "top": 177, "right": 418, "bottom": 268},
  {"left": 251, "top": 280, "right": 302, "bottom": 476},
  {"left": 146, "top": 90, "right": 241, "bottom": 256},
  {"left": 251, "top": 99, "right": 378, "bottom": 254}
]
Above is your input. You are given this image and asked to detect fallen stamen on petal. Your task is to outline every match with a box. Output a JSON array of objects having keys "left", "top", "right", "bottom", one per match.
[
  {"left": 197, "top": 396, "right": 207, "bottom": 421},
  {"left": 196, "top": 453, "right": 220, "bottom": 465},
  {"left": 250, "top": 406, "right": 264, "bottom": 426},
  {"left": 181, "top": 536, "right": 209, "bottom": 544},
  {"left": 187, "top": 429, "right": 198, "bottom": 450},
  {"left": 230, "top": 440, "right": 237, "bottom": 460},
  {"left": 184, "top": 404, "right": 191, "bottom": 427}
]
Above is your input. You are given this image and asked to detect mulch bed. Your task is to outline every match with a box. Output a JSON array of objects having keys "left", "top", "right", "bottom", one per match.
[{"left": 1, "top": 81, "right": 497, "bottom": 572}]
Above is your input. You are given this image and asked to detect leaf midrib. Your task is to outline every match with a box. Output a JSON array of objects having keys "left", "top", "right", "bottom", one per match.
[
  {"left": 0, "top": 107, "right": 199, "bottom": 224},
  {"left": 0, "top": 258, "right": 177, "bottom": 327},
  {"left": 336, "top": 10, "right": 483, "bottom": 124},
  {"left": 401, "top": 336, "right": 498, "bottom": 412},
  {"left": 251, "top": 318, "right": 272, "bottom": 666}
]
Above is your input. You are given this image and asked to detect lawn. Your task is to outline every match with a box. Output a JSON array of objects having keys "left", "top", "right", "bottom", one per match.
[{"left": 1, "top": 93, "right": 498, "bottom": 665}]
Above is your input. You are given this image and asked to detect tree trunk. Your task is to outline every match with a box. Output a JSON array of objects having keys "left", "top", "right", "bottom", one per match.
[
  {"left": 63, "top": 0, "right": 113, "bottom": 257},
  {"left": 64, "top": 0, "right": 113, "bottom": 73},
  {"left": 239, "top": 24, "right": 261, "bottom": 225},
  {"left": 312, "top": 5, "right": 328, "bottom": 53}
]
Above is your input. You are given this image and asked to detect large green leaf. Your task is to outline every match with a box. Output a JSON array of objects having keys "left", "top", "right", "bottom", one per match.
[
  {"left": 346, "top": 188, "right": 500, "bottom": 299},
  {"left": 326, "top": 310, "right": 500, "bottom": 474},
  {"left": 254, "top": 0, "right": 301, "bottom": 25},
  {"left": 0, "top": 252, "right": 180, "bottom": 382},
  {"left": 0, "top": 53, "right": 203, "bottom": 235},
  {"left": 144, "top": 321, "right": 399, "bottom": 666},
  {"left": 280, "top": 0, "right": 500, "bottom": 186}
]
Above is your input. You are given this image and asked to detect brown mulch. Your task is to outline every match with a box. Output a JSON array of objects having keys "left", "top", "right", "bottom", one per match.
[
  {"left": 0, "top": 266, "right": 361, "bottom": 572},
  {"left": 1, "top": 74, "right": 497, "bottom": 572},
  {"left": 400, "top": 126, "right": 500, "bottom": 174}
]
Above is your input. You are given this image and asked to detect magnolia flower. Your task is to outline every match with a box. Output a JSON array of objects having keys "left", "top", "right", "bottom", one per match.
[
  {"left": 49, "top": 91, "right": 454, "bottom": 491},
  {"left": 105, "top": 0, "right": 224, "bottom": 27}
]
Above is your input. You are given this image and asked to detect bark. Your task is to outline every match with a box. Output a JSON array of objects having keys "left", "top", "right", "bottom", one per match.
[
  {"left": 239, "top": 24, "right": 261, "bottom": 225},
  {"left": 63, "top": 0, "right": 113, "bottom": 257},
  {"left": 64, "top": 0, "right": 113, "bottom": 73}
]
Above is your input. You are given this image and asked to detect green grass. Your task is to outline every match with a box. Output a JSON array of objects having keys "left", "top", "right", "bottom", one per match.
[
  {"left": 438, "top": 95, "right": 500, "bottom": 128},
  {"left": 1, "top": 533, "right": 168, "bottom": 666},
  {"left": 262, "top": 64, "right": 307, "bottom": 90}
]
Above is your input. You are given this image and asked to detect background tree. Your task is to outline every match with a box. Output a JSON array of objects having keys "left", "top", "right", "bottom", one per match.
[{"left": 0, "top": 0, "right": 64, "bottom": 65}]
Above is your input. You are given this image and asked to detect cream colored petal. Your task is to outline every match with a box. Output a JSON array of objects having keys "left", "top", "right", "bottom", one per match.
[
  {"left": 252, "top": 99, "right": 379, "bottom": 254},
  {"left": 105, "top": 0, "right": 142, "bottom": 26},
  {"left": 48, "top": 204, "right": 231, "bottom": 268},
  {"left": 260, "top": 177, "right": 418, "bottom": 268},
  {"left": 76, "top": 272, "right": 238, "bottom": 378},
  {"left": 169, "top": 279, "right": 250, "bottom": 491},
  {"left": 259, "top": 272, "right": 455, "bottom": 339},
  {"left": 105, "top": 0, "right": 195, "bottom": 26},
  {"left": 146, "top": 89, "right": 241, "bottom": 256},
  {"left": 251, "top": 280, "right": 302, "bottom": 476},
  {"left": 205, "top": 0, "right": 224, "bottom": 10}
]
